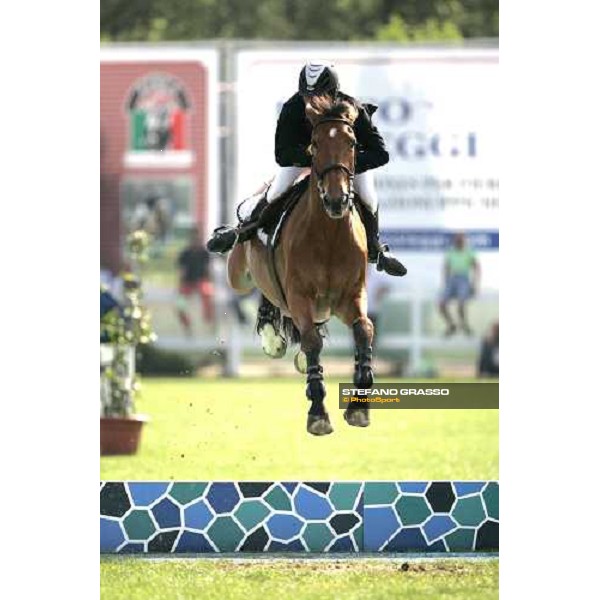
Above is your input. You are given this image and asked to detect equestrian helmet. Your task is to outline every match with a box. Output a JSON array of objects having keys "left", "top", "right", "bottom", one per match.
[{"left": 298, "top": 61, "right": 339, "bottom": 96}]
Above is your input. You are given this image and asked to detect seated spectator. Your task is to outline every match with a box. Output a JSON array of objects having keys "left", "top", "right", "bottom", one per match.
[{"left": 478, "top": 321, "right": 499, "bottom": 377}]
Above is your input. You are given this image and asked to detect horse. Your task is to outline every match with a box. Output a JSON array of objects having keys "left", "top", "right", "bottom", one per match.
[{"left": 227, "top": 96, "right": 374, "bottom": 436}]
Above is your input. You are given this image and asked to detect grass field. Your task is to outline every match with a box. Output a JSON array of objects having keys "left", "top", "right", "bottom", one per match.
[
  {"left": 100, "top": 377, "right": 498, "bottom": 481},
  {"left": 100, "top": 557, "right": 498, "bottom": 600}
]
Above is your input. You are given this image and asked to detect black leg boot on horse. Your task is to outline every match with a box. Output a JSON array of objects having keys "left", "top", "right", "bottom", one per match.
[
  {"left": 362, "top": 208, "right": 408, "bottom": 277},
  {"left": 302, "top": 328, "right": 333, "bottom": 436},
  {"left": 344, "top": 318, "right": 374, "bottom": 427},
  {"left": 207, "top": 191, "right": 270, "bottom": 254}
]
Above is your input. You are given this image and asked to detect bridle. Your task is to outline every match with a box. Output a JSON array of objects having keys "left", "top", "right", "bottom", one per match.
[{"left": 311, "top": 117, "right": 356, "bottom": 210}]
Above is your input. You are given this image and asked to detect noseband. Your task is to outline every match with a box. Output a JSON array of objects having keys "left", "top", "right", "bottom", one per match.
[{"left": 311, "top": 117, "right": 356, "bottom": 209}]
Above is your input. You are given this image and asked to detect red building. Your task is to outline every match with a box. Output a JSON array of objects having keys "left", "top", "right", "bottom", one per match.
[{"left": 100, "top": 47, "right": 219, "bottom": 273}]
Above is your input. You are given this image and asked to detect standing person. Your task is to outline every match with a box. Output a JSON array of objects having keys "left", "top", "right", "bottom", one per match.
[
  {"left": 176, "top": 229, "right": 214, "bottom": 337},
  {"left": 206, "top": 60, "right": 406, "bottom": 277},
  {"left": 439, "top": 232, "right": 480, "bottom": 336}
]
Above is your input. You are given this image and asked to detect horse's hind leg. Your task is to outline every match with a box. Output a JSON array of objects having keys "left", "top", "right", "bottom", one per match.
[
  {"left": 227, "top": 244, "right": 253, "bottom": 292},
  {"left": 289, "top": 294, "right": 333, "bottom": 436},
  {"left": 257, "top": 295, "right": 287, "bottom": 359},
  {"left": 339, "top": 298, "right": 374, "bottom": 427}
]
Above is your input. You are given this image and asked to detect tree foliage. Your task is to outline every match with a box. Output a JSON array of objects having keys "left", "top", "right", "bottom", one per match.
[{"left": 100, "top": 0, "right": 498, "bottom": 42}]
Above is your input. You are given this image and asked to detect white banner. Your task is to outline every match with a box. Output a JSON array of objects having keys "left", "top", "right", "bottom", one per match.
[{"left": 235, "top": 47, "right": 499, "bottom": 290}]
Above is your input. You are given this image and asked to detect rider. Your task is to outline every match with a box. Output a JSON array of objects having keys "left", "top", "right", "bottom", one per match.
[{"left": 207, "top": 61, "right": 406, "bottom": 276}]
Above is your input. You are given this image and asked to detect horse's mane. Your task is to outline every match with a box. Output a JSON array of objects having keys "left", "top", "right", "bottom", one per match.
[{"left": 304, "top": 95, "right": 358, "bottom": 124}]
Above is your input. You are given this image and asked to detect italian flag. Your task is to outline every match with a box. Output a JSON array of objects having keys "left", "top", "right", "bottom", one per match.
[{"left": 130, "top": 108, "right": 186, "bottom": 151}]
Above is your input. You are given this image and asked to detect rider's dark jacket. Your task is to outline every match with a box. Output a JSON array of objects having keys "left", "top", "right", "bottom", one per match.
[{"left": 274, "top": 92, "right": 389, "bottom": 175}]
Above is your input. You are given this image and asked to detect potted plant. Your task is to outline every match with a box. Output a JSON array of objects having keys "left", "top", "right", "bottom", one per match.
[{"left": 100, "top": 230, "right": 156, "bottom": 455}]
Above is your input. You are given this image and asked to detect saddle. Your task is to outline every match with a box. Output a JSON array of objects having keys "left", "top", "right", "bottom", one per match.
[
  {"left": 236, "top": 175, "right": 366, "bottom": 251},
  {"left": 236, "top": 176, "right": 310, "bottom": 250}
]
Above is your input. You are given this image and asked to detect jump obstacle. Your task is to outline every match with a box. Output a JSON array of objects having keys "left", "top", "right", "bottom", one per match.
[{"left": 100, "top": 481, "right": 499, "bottom": 553}]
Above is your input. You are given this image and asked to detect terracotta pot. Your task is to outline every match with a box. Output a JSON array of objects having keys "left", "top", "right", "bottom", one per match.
[{"left": 100, "top": 415, "right": 148, "bottom": 456}]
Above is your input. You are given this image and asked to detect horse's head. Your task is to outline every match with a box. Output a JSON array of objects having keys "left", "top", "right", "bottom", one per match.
[{"left": 305, "top": 98, "right": 358, "bottom": 219}]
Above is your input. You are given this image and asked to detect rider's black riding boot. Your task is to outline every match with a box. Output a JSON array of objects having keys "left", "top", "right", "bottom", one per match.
[
  {"left": 362, "top": 209, "right": 407, "bottom": 277},
  {"left": 206, "top": 193, "right": 269, "bottom": 254}
]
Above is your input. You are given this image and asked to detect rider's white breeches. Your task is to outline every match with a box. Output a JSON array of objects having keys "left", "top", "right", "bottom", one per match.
[
  {"left": 266, "top": 166, "right": 305, "bottom": 203},
  {"left": 354, "top": 171, "right": 378, "bottom": 214},
  {"left": 266, "top": 166, "right": 378, "bottom": 214}
]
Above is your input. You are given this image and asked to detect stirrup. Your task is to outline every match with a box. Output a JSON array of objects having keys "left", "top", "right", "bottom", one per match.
[{"left": 368, "top": 242, "right": 388, "bottom": 264}]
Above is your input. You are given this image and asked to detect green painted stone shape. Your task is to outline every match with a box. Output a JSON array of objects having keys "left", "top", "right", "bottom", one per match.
[
  {"left": 169, "top": 483, "right": 208, "bottom": 505},
  {"left": 482, "top": 482, "right": 499, "bottom": 520},
  {"left": 264, "top": 485, "right": 292, "bottom": 511},
  {"left": 445, "top": 527, "right": 475, "bottom": 551},
  {"left": 329, "top": 483, "right": 362, "bottom": 510},
  {"left": 395, "top": 495, "right": 431, "bottom": 526},
  {"left": 452, "top": 496, "right": 486, "bottom": 527},
  {"left": 365, "top": 482, "right": 399, "bottom": 505},
  {"left": 302, "top": 523, "right": 334, "bottom": 552},
  {"left": 123, "top": 509, "right": 156, "bottom": 541},
  {"left": 234, "top": 500, "right": 271, "bottom": 532},
  {"left": 207, "top": 516, "right": 245, "bottom": 551}
]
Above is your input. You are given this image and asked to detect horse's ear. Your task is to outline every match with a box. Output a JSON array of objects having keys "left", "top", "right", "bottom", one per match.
[{"left": 305, "top": 102, "right": 321, "bottom": 126}]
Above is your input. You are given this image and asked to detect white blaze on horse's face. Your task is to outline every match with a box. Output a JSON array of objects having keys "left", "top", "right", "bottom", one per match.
[{"left": 314, "top": 123, "right": 356, "bottom": 219}]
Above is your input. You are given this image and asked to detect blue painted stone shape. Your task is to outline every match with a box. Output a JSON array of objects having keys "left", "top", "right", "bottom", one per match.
[
  {"left": 268, "top": 539, "right": 306, "bottom": 551},
  {"left": 294, "top": 486, "right": 333, "bottom": 520},
  {"left": 176, "top": 531, "right": 214, "bottom": 552},
  {"left": 206, "top": 483, "right": 240, "bottom": 514},
  {"left": 266, "top": 514, "right": 304, "bottom": 540},
  {"left": 363, "top": 506, "right": 401, "bottom": 551},
  {"left": 423, "top": 515, "right": 457, "bottom": 543},
  {"left": 152, "top": 498, "right": 181, "bottom": 529},
  {"left": 427, "top": 539, "right": 447, "bottom": 552},
  {"left": 282, "top": 482, "right": 298, "bottom": 494},
  {"left": 184, "top": 500, "right": 214, "bottom": 530},
  {"left": 454, "top": 482, "right": 486, "bottom": 497},
  {"left": 329, "top": 535, "right": 355, "bottom": 552},
  {"left": 100, "top": 518, "right": 125, "bottom": 552},
  {"left": 398, "top": 482, "right": 428, "bottom": 494},
  {"left": 128, "top": 483, "right": 169, "bottom": 507},
  {"left": 385, "top": 527, "right": 428, "bottom": 551}
]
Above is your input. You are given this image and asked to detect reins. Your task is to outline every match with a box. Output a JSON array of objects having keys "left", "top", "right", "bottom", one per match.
[{"left": 311, "top": 116, "right": 356, "bottom": 193}]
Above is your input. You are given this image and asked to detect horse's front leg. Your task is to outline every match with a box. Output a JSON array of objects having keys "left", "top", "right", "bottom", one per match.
[
  {"left": 339, "top": 294, "right": 374, "bottom": 428},
  {"left": 288, "top": 293, "right": 333, "bottom": 436}
]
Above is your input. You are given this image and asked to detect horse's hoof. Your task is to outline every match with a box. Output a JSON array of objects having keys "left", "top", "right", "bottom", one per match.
[
  {"left": 294, "top": 351, "right": 308, "bottom": 374},
  {"left": 260, "top": 323, "right": 287, "bottom": 358},
  {"left": 307, "top": 414, "right": 334, "bottom": 436},
  {"left": 344, "top": 408, "right": 370, "bottom": 428}
]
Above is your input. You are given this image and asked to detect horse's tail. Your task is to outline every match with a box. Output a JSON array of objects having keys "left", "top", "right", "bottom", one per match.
[
  {"left": 281, "top": 317, "right": 329, "bottom": 346},
  {"left": 257, "top": 295, "right": 328, "bottom": 346},
  {"left": 281, "top": 316, "right": 301, "bottom": 345}
]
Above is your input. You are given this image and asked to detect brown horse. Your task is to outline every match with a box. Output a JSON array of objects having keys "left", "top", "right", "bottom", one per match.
[{"left": 227, "top": 96, "right": 373, "bottom": 435}]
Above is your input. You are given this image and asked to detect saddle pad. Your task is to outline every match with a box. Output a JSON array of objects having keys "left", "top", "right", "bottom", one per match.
[{"left": 239, "top": 176, "right": 310, "bottom": 249}]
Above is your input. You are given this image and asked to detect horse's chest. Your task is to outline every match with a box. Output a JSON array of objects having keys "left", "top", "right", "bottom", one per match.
[{"left": 295, "top": 244, "right": 363, "bottom": 297}]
